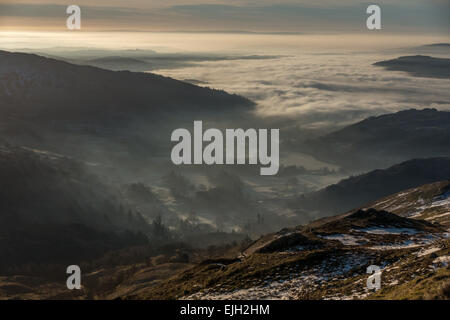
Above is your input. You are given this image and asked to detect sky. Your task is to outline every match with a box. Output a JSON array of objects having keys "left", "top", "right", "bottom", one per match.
[
  {"left": 0, "top": 0, "right": 449, "bottom": 33},
  {"left": 0, "top": 1, "right": 449, "bottom": 136}
]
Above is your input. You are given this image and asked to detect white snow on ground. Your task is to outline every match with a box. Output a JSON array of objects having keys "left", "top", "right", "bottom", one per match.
[
  {"left": 372, "top": 198, "right": 393, "bottom": 207},
  {"left": 379, "top": 188, "right": 450, "bottom": 219},
  {"left": 425, "top": 212, "right": 450, "bottom": 220},
  {"left": 319, "top": 234, "right": 366, "bottom": 246},
  {"left": 389, "top": 280, "right": 399, "bottom": 286},
  {"left": 356, "top": 227, "right": 419, "bottom": 235},
  {"left": 409, "top": 211, "right": 425, "bottom": 218},
  {"left": 323, "top": 290, "right": 372, "bottom": 300},
  {"left": 395, "top": 191, "right": 410, "bottom": 198},
  {"left": 184, "top": 274, "right": 322, "bottom": 300},
  {"left": 417, "top": 247, "right": 441, "bottom": 257},
  {"left": 408, "top": 192, "right": 450, "bottom": 218},
  {"left": 429, "top": 195, "right": 450, "bottom": 208},
  {"left": 184, "top": 228, "right": 450, "bottom": 300},
  {"left": 184, "top": 253, "right": 370, "bottom": 300},
  {"left": 433, "top": 255, "right": 450, "bottom": 266}
]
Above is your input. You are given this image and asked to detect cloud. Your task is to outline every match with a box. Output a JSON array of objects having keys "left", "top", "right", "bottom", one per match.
[
  {"left": 0, "top": 1, "right": 448, "bottom": 33},
  {"left": 155, "top": 51, "right": 450, "bottom": 130}
]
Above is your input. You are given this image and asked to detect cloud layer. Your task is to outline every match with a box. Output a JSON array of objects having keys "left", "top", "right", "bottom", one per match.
[{"left": 156, "top": 50, "right": 450, "bottom": 130}]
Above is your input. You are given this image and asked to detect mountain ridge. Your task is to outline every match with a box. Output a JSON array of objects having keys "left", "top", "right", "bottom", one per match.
[
  {"left": 289, "top": 157, "right": 450, "bottom": 219},
  {"left": 302, "top": 108, "right": 450, "bottom": 171},
  {"left": 374, "top": 55, "right": 450, "bottom": 78},
  {"left": 0, "top": 50, "right": 255, "bottom": 172}
]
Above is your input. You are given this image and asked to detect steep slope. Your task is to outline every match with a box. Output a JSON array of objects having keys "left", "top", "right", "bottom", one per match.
[
  {"left": 128, "top": 182, "right": 450, "bottom": 300},
  {"left": 0, "top": 143, "right": 150, "bottom": 271},
  {"left": 303, "top": 108, "right": 450, "bottom": 170},
  {"left": 290, "top": 157, "right": 450, "bottom": 219},
  {"left": 2, "top": 181, "right": 449, "bottom": 300},
  {"left": 363, "top": 180, "right": 450, "bottom": 228}
]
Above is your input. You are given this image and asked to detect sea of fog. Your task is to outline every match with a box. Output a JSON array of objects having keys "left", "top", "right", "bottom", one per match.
[{"left": 2, "top": 31, "right": 450, "bottom": 167}]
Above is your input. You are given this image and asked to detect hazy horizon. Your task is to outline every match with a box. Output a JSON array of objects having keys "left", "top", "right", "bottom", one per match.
[
  {"left": 2, "top": 31, "right": 450, "bottom": 53},
  {"left": 1, "top": 0, "right": 449, "bottom": 34}
]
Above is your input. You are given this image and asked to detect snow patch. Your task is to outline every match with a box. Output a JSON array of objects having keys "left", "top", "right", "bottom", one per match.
[
  {"left": 368, "top": 233, "right": 438, "bottom": 251},
  {"left": 425, "top": 212, "right": 450, "bottom": 220},
  {"left": 369, "top": 241, "right": 421, "bottom": 251},
  {"left": 356, "top": 227, "right": 419, "bottom": 235},
  {"left": 184, "top": 253, "right": 370, "bottom": 300},
  {"left": 417, "top": 247, "right": 441, "bottom": 257},
  {"left": 319, "top": 234, "right": 366, "bottom": 246}
]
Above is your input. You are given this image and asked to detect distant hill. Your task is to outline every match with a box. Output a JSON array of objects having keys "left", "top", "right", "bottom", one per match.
[
  {"left": 0, "top": 50, "right": 254, "bottom": 167},
  {"left": 89, "top": 56, "right": 148, "bottom": 64},
  {"left": 407, "top": 43, "right": 450, "bottom": 55},
  {"left": 303, "top": 108, "right": 450, "bottom": 170},
  {"left": 420, "top": 43, "right": 450, "bottom": 48},
  {"left": 38, "top": 47, "right": 282, "bottom": 72},
  {"left": 289, "top": 157, "right": 450, "bottom": 219},
  {"left": 374, "top": 55, "right": 450, "bottom": 78},
  {"left": 0, "top": 50, "right": 252, "bottom": 122},
  {"left": 86, "top": 56, "right": 150, "bottom": 71},
  {"left": 424, "top": 43, "right": 450, "bottom": 47}
]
